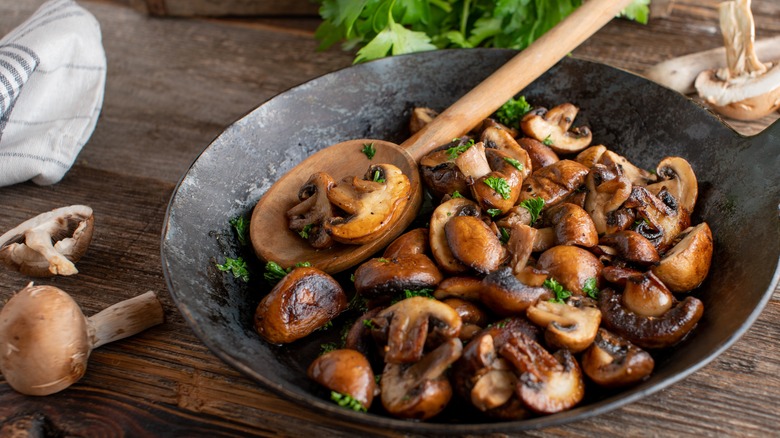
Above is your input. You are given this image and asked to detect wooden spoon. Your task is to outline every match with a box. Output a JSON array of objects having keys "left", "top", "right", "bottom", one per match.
[{"left": 251, "top": 0, "right": 634, "bottom": 274}]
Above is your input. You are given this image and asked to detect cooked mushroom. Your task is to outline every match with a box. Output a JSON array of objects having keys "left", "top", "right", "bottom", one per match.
[
  {"left": 469, "top": 148, "right": 524, "bottom": 214},
  {"left": 454, "top": 141, "right": 492, "bottom": 181},
  {"left": 343, "top": 307, "right": 384, "bottom": 358},
  {"left": 480, "top": 266, "right": 551, "bottom": 316},
  {"left": 624, "top": 185, "right": 691, "bottom": 252},
  {"left": 308, "top": 349, "right": 376, "bottom": 410},
  {"left": 368, "top": 296, "right": 461, "bottom": 364},
  {"left": 621, "top": 271, "right": 675, "bottom": 318},
  {"left": 286, "top": 172, "right": 336, "bottom": 249},
  {"left": 0, "top": 284, "right": 163, "bottom": 396},
  {"left": 599, "top": 230, "right": 660, "bottom": 266},
  {"left": 651, "top": 222, "right": 713, "bottom": 292},
  {"left": 442, "top": 297, "right": 489, "bottom": 342},
  {"left": 516, "top": 137, "right": 559, "bottom": 171},
  {"left": 420, "top": 138, "right": 472, "bottom": 199},
  {"left": 581, "top": 328, "right": 654, "bottom": 388},
  {"left": 381, "top": 338, "right": 463, "bottom": 420},
  {"left": 410, "top": 107, "right": 439, "bottom": 134},
  {"left": 536, "top": 245, "right": 603, "bottom": 296},
  {"left": 695, "top": 0, "right": 780, "bottom": 120},
  {"left": 325, "top": 163, "right": 411, "bottom": 244},
  {"left": 584, "top": 163, "right": 633, "bottom": 234},
  {"left": 505, "top": 222, "right": 538, "bottom": 274},
  {"left": 254, "top": 266, "right": 347, "bottom": 344},
  {"left": 429, "top": 197, "right": 481, "bottom": 274},
  {"left": 480, "top": 125, "right": 533, "bottom": 179},
  {"left": 598, "top": 150, "right": 656, "bottom": 186},
  {"left": 526, "top": 297, "right": 601, "bottom": 353},
  {"left": 353, "top": 254, "right": 443, "bottom": 301},
  {"left": 519, "top": 103, "right": 592, "bottom": 154},
  {"left": 383, "top": 228, "right": 429, "bottom": 259},
  {"left": 518, "top": 160, "right": 590, "bottom": 209},
  {"left": 500, "top": 332, "right": 585, "bottom": 414},
  {"left": 0, "top": 205, "right": 94, "bottom": 277},
  {"left": 545, "top": 202, "right": 598, "bottom": 248},
  {"left": 646, "top": 156, "right": 698, "bottom": 215},
  {"left": 445, "top": 215, "right": 507, "bottom": 274},
  {"left": 433, "top": 276, "right": 484, "bottom": 302},
  {"left": 599, "top": 288, "right": 704, "bottom": 349}
]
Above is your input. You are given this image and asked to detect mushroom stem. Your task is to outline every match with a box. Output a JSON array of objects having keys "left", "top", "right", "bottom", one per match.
[
  {"left": 720, "top": 0, "right": 765, "bottom": 79},
  {"left": 89, "top": 291, "right": 165, "bottom": 349}
]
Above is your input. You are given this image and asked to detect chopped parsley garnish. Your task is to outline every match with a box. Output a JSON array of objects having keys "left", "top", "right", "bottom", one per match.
[
  {"left": 543, "top": 135, "right": 554, "bottom": 146},
  {"left": 298, "top": 224, "right": 313, "bottom": 239},
  {"left": 391, "top": 288, "right": 435, "bottom": 304},
  {"left": 361, "top": 142, "right": 376, "bottom": 159},
  {"left": 263, "top": 261, "right": 310, "bottom": 284},
  {"left": 362, "top": 319, "right": 377, "bottom": 329},
  {"left": 330, "top": 391, "right": 366, "bottom": 412},
  {"left": 216, "top": 257, "right": 249, "bottom": 282},
  {"left": 446, "top": 139, "right": 474, "bottom": 159},
  {"left": 544, "top": 278, "right": 572, "bottom": 304},
  {"left": 487, "top": 208, "right": 502, "bottom": 217},
  {"left": 320, "top": 342, "right": 338, "bottom": 354},
  {"left": 495, "top": 96, "right": 532, "bottom": 127},
  {"left": 583, "top": 277, "right": 600, "bottom": 300},
  {"left": 372, "top": 169, "right": 385, "bottom": 183},
  {"left": 451, "top": 191, "right": 463, "bottom": 199},
  {"left": 229, "top": 216, "right": 249, "bottom": 246},
  {"left": 499, "top": 227, "right": 511, "bottom": 244},
  {"left": 318, "top": 320, "right": 334, "bottom": 331},
  {"left": 504, "top": 157, "right": 524, "bottom": 171},
  {"left": 483, "top": 176, "right": 511, "bottom": 199},
  {"left": 519, "top": 197, "right": 545, "bottom": 226},
  {"left": 349, "top": 293, "right": 368, "bottom": 313}
]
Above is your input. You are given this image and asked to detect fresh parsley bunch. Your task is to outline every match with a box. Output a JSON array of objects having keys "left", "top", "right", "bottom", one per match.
[{"left": 315, "top": 0, "right": 651, "bottom": 63}]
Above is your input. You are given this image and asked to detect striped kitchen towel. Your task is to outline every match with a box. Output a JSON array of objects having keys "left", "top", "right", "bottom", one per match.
[{"left": 0, "top": 0, "right": 106, "bottom": 187}]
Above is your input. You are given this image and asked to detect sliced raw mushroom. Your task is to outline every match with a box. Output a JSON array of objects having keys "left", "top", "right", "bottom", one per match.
[
  {"left": 0, "top": 205, "right": 94, "bottom": 277},
  {"left": 429, "top": 197, "right": 481, "bottom": 274},
  {"left": 624, "top": 185, "right": 691, "bottom": 252},
  {"left": 368, "top": 296, "right": 462, "bottom": 364},
  {"left": 480, "top": 266, "right": 551, "bottom": 316},
  {"left": 526, "top": 297, "right": 601, "bottom": 353},
  {"left": 518, "top": 160, "right": 590, "bottom": 209},
  {"left": 0, "top": 283, "right": 163, "bottom": 395},
  {"left": 519, "top": 103, "right": 592, "bottom": 154},
  {"left": 353, "top": 254, "right": 443, "bottom": 301},
  {"left": 599, "top": 230, "right": 660, "bottom": 266},
  {"left": 254, "top": 266, "right": 347, "bottom": 344},
  {"left": 646, "top": 156, "right": 698, "bottom": 214},
  {"left": 695, "top": 0, "right": 780, "bottom": 120},
  {"left": 445, "top": 215, "right": 507, "bottom": 274},
  {"left": 599, "top": 288, "right": 704, "bottom": 349},
  {"left": 500, "top": 332, "right": 585, "bottom": 414},
  {"left": 380, "top": 338, "right": 463, "bottom": 420},
  {"left": 308, "top": 349, "right": 377, "bottom": 410},
  {"left": 581, "top": 328, "right": 654, "bottom": 388},
  {"left": 651, "top": 222, "right": 713, "bottom": 292},
  {"left": 536, "top": 245, "right": 603, "bottom": 296},
  {"left": 409, "top": 107, "right": 439, "bottom": 134},
  {"left": 286, "top": 172, "right": 336, "bottom": 249},
  {"left": 325, "top": 163, "right": 411, "bottom": 245}
]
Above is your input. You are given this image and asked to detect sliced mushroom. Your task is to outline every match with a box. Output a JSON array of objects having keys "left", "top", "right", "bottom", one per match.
[
  {"left": 380, "top": 338, "right": 463, "bottom": 420},
  {"left": 598, "top": 150, "right": 656, "bottom": 187},
  {"left": 410, "top": 107, "right": 439, "bottom": 134},
  {"left": 353, "top": 254, "right": 443, "bottom": 301},
  {"left": 429, "top": 198, "right": 481, "bottom": 274},
  {"left": 420, "top": 139, "right": 472, "bottom": 199},
  {"left": 519, "top": 103, "right": 592, "bottom": 154},
  {"left": 286, "top": 172, "right": 336, "bottom": 249},
  {"left": 599, "top": 288, "right": 704, "bottom": 349},
  {"left": 325, "top": 163, "right": 411, "bottom": 245},
  {"left": 368, "top": 296, "right": 461, "bottom": 364},
  {"left": 254, "top": 267, "right": 347, "bottom": 344},
  {"left": 480, "top": 266, "right": 551, "bottom": 316},
  {"left": 442, "top": 297, "right": 489, "bottom": 342},
  {"left": 526, "top": 297, "right": 601, "bottom": 353},
  {"left": 445, "top": 215, "right": 507, "bottom": 274},
  {"left": 480, "top": 126, "right": 533, "bottom": 179},
  {"left": 582, "top": 328, "right": 654, "bottom": 388},
  {"left": 536, "top": 245, "right": 603, "bottom": 296},
  {"left": 646, "top": 156, "right": 698, "bottom": 215},
  {"left": 584, "top": 163, "right": 633, "bottom": 234},
  {"left": 624, "top": 185, "right": 691, "bottom": 252},
  {"left": 695, "top": 0, "right": 780, "bottom": 120},
  {"left": 470, "top": 148, "right": 524, "bottom": 214},
  {"left": 433, "top": 276, "right": 483, "bottom": 302},
  {"left": 0, "top": 205, "right": 94, "bottom": 277},
  {"left": 505, "top": 222, "right": 538, "bottom": 275},
  {"left": 308, "top": 349, "right": 376, "bottom": 410},
  {"left": 518, "top": 160, "right": 590, "bottom": 209},
  {"left": 599, "top": 230, "right": 660, "bottom": 266},
  {"left": 454, "top": 141, "right": 492, "bottom": 180},
  {"left": 576, "top": 145, "right": 607, "bottom": 169},
  {"left": 651, "top": 222, "right": 713, "bottom": 292},
  {"left": 343, "top": 307, "right": 384, "bottom": 358}
]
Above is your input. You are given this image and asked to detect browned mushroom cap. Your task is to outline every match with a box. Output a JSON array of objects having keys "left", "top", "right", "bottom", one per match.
[
  {"left": 368, "top": 296, "right": 461, "bottom": 364},
  {"left": 651, "top": 222, "right": 713, "bottom": 292},
  {"left": 429, "top": 198, "right": 481, "bottom": 274},
  {"left": 621, "top": 271, "right": 675, "bottom": 318},
  {"left": 353, "top": 254, "right": 443, "bottom": 301},
  {"left": 383, "top": 228, "right": 429, "bottom": 259},
  {"left": 0, "top": 205, "right": 94, "bottom": 277},
  {"left": 420, "top": 139, "right": 472, "bottom": 200},
  {"left": 254, "top": 267, "right": 347, "bottom": 344},
  {"left": 599, "top": 230, "right": 660, "bottom": 266},
  {"left": 516, "top": 137, "right": 559, "bottom": 171},
  {"left": 584, "top": 163, "right": 633, "bottom": 234},
  {"left": 343, "top": 307, "right": 384, "bottom": 358},
  {"left": 470, "top": 148, "right": 524, "bottom": 214},
  {"left": 500, "top": 332, "right": 585, "bottom": 414},
  {"left": 480, "top": 125, "right": 533, "bottom": 179},
  {"left": 325, "top": 163, "right": 411, "bottom": 245},
  {"left": 286, "top": 172, "right": 336, "bottom": 249},
  {"left": 519, "top": 103, "right": 592, "bottom": 154},
  {"left": 576, "top": 145, "right": 607, "bottom": 168},
  {"left": 445, "top": 215, "right": 507, "bottom": 274},
  {"left": 308, "top": 349, "right": 376, "bottom": 410},
  {"left": 442, "top": 297, "right": 489, "bottom": 342},
  {"left": 599, "top": 288, "right": 704, "bottom": 349},
  {"left": 646, "top": 156, "right": 698, "bottom": 215},
  {"left": 381, "top": 338, "right": 463, "bottom": 420},
  {"left": 536, "top": 245, "right": 603, "bottom": 296},
  {"left": 624, "top": 185, "right": 691, "bottom": 253},
  {"left": 480, "top": 267, "right": 551, "bottom": 316},
  {"left": 526, "top": 297, "right": 601, "bottom": 353},
  {"left": 545, "top": 203, "right": 598, "bottom": 248},
  {"left": 518, "top": 160, "right": 590, "bottom": 209},
  {"left": 409, "top": 107, "right": 439, "bottom": 134},
  {"left": 582, "top": 328, "right": 654, "bottom": 388},
  {"left": 433, "top": 276, "right": 483, "bottom": 302}
]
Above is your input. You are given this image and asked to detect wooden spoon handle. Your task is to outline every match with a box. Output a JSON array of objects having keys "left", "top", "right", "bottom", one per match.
[{"left": 400, "top": 0, "right": 635, "bottom": 161}]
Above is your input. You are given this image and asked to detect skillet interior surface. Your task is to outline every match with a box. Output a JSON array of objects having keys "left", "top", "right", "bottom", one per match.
[{"left": 161, "top": 49, "right": 780, "bottom": 433}]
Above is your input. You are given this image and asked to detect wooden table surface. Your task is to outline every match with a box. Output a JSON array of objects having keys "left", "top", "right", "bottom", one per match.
[{"left": 1, "top": 0, "right": 778, "bottom": 436}]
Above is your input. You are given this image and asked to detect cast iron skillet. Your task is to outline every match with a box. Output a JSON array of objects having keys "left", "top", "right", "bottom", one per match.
[{"left": 161, "top": 49, "right": 780, "bottom": 433}]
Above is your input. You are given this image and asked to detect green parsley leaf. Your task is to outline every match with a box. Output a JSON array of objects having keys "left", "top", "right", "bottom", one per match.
[
  {"left": 487, "top": 208, "right": 502, "bottom": 217},
  {"left": 318, "top": 320, "right": 334, "bottom": 331},
  {"left": 229, "top": 216, "right": 249, "bottom": 246},
  {"left": 544, "top": 278, "right": 572, "bottom": 304},
  {"left": 451, "top": 190, "right": 463, "bottom": 198},
  {"left": 298, "top": 224, "right": 313, "bottom": 239},
  {"left": 372, "top": 169, "right": 385, "bottom": 183},
  {"left": 543, "top": 135, "right": 554, "bottom": 146},
  {"left": 504, "top": 157, "right": 524, "bottom": 171},
  {"left": 354, "top": 20, "right": 436, "bottom": 64},
  {"left": 499, "top": 227, "right": 511, "bottom": 244},
  {"left": 217, "top": 257, "right": 249, "bottom": 282},
  {"left": 330, "top": 391, "right": 367, "bottom": 412},
  {"left": 377, "top": 257, "right": 390, "bottom": 263},
  {"left": 391, "top": 288, "right": 436, "bottom": 304},
  {"left": 361, "top": 142, "right": 376, "bottom": 159},
  {"left": 320, "top": 342, "right": 338, "bottom": 354},
  {"left": 296, "top": 261, "right": 312, "bottom": 268},
  {"left": 619, "top": 0, "right": 650, "bottom": 24},
  {"left": 495, "top": 96, "right": 531, "bottom": 127},
  {"left": 263, "top": 261, "right": 288, "bottom": 284},
  {"left": 446, "top": 139, "right": 474, "bottom": 159},
  {"left": 483, "top": 176, "right": 511, "bottom": 199},
  {"left": 362, "top": 319, "right": 377, "bottom": 330},
  {"left": 519, "top": 197, "right": 545, "bottom": 226},
  {"left": 583, "top": 277, "right": 600, "bottom": 300}
]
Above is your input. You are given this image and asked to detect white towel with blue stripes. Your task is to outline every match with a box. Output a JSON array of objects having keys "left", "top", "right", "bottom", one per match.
[{"left": 0, "top": 0, "right": 105, "bottom": 187}]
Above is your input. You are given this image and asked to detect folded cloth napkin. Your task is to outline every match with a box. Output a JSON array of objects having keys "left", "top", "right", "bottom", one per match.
[{"left": 0, "top": 0, "right": 106, "bottom": 187}]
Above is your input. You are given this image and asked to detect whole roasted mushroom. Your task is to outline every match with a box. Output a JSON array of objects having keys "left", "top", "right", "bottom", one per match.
[
  {"left": 651, "top": 222, "right": 713, "bottom": 292},
  {"left": 0, "top": 205, "right": 94, "bottom": 277},
  {"left": 519, "top": 103, "right": 592, "bottom": 154},
  {"left": 419, "top": 138, "right": 472, "bottom": 199},
  {"left": 308, "top": 349, "right": 377, "bottom": 410},
  {"left": 354, "top": 254, "right": 443, "bottom": 301},
  {"left": 581, "top": 328, "right": 654, "bottom": 388},
  {"left": 620, "top": 271, "right": 675, "bottom": 318},
  {"left": 544, "top": 203, "right": 599, "bottom": 248},
  {"left": 445, "top": 215, "right": 507, "bottom": 274},
  {"left": 536, "top": 245, "right": 603, "bottom": 296},
  {"left": 480, "top": 267, "right": 551, "bottom": 316}
]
